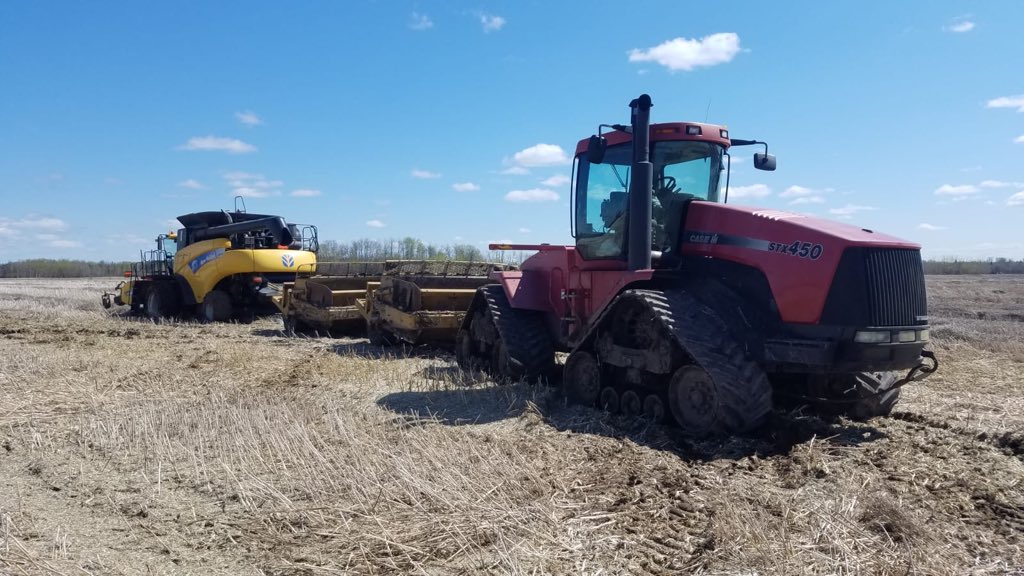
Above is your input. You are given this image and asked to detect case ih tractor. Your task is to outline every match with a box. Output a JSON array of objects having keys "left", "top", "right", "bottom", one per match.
[{"left": 456, "top": 94, "right": 937, "bottom": 436}]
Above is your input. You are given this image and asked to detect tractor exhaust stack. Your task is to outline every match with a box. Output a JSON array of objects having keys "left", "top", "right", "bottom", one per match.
[{"left": 627, "top": 94, "right": 653, "bottom": 271}]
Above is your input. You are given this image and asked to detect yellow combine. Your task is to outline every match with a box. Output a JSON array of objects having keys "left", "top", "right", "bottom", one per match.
[{"left": 103, "top": 208, "right": 318, "bottom": 321}]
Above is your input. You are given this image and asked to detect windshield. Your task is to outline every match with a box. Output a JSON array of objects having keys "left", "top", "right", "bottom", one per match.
[{"left": 574, "top": 140, "right": 724, "bottom": 260}]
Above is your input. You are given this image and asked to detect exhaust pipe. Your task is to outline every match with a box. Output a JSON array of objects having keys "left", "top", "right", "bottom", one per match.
[{"left": 627, "top": 94, "right": 653, "bottom": 271}]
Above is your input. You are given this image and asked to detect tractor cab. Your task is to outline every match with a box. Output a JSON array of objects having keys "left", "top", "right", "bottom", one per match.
[{"left": 572, "top": 116, "right": 775, "bottom": 266}]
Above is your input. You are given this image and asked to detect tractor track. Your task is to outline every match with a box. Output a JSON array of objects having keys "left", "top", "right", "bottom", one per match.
[{"left": 478, "top": 284, "right": 554, "bottom": 379}]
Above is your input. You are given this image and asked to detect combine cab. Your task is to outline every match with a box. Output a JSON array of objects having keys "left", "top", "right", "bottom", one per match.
[{"left": 456, "top": 94, "right": 938, "bottom": 436}]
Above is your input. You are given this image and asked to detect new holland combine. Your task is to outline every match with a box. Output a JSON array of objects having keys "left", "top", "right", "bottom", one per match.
[
  {"left": 453, "top": 94, "right": 937, "bottom": 435},
  {"left": 103, "top": 205, "right": 318, "bottom": 321}
]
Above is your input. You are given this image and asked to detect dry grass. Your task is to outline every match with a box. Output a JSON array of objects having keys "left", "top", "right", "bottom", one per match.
[{"left": 1, "top": 276, "right": 1022, "bottom": 575}]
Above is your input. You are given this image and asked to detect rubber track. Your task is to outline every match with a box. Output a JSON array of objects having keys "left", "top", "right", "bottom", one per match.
[
  {"left": 610, "top": 288, "right": 773, "bottom": 434},
  {"left": 479, "top": 285, "right": 554, "bottom": 379}
]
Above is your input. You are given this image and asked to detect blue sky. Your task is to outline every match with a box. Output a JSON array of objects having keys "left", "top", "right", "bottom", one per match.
[{"left": 1, "top": 1, "right": 1023, "bottom": 262}]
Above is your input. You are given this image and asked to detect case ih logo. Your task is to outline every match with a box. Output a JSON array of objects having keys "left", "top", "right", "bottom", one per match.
[{"left": 281, "top": 254, "right": 295, "bottom": 267}]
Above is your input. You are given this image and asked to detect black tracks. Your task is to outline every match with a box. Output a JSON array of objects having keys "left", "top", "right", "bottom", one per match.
[{"left": 476, "top": 285, "right": 554, "bottom": 380}]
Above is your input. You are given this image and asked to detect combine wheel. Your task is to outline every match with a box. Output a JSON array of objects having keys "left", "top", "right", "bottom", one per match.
[
  {"left": 599, "top": 387, "right": 620, "bottom": 413},
  {"left": 563, "top": 351, "right": 601, "bottom": 407},
  {"left": 145, "top": 284, "right": 179, "bottom": 320},
  {"left": 620, "top": 390, "right": 642, "bottom": 416},
  {"left": 642, "top": 394, "right": 666, "bottom": 423},
  {"left": 201, "top": 289, "right": 232, "bottom": 322}
]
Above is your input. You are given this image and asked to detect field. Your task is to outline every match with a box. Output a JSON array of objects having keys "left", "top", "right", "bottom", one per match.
[{"left": 1, "top": 276, "right": 1022, "bottom": 575}]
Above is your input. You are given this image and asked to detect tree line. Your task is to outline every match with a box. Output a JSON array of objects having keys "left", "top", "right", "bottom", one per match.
[
  {"left": 0, "top": 238, "right": 530, "bottom": 278},
  {"left": 2, "top": 242, "right": 1023, "bottom": 277}
]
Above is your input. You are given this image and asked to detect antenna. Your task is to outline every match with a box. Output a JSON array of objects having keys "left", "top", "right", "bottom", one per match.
[{"left": 705, "top": 99, "right": 712, "bottom": 122}]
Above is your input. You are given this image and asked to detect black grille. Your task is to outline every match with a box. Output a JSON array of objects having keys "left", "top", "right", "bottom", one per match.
[
  {"left": 820, "top": 248, "right": 927, "bottom": 327},
  {"left": 863, "top": 248, "right": 927, "bottom": 326}
]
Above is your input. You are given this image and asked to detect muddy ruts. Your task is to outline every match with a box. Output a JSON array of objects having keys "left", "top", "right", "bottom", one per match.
[
  {"left": 577, "top": 288, "right": 773, "bottom": 435},
  {"left": 457, "top": 285, "right": 554, "bottom": 381}
]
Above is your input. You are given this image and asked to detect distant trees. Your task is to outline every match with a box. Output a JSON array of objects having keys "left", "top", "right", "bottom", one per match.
[
  {"left": 4, "top": 246, "right": 1021, "bottom": 278},
  {"left": 0, "top": 259, "right": 132, "bottom": 278},
  {"left": 0, "top": 237, "right": 529, "bottom": 277},
  {"left": 922, "top": 258, "right": 1024, "bottom": 275}
]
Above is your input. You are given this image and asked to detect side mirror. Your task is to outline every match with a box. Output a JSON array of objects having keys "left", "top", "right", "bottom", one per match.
[
  {"left": 754, "top": 152, "right": 777, "bottom": 172},
  {"left": 587, "top": 135, "right": 607, "bottom": 164}
]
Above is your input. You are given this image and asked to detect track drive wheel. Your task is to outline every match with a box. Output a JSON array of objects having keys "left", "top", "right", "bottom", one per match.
[
  {"left": 563, "top": 351, "right": 601, "bottom": 407},
  {"left": 201, "top": 290, "right": 233, "bottom": 323},
  {"left": 668, "top": 365, "right": 719, "bottom": 436}
]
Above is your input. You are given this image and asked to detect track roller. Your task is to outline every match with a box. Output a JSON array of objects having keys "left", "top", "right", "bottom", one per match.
[{"left": 563, "top": 351, "right": 601, "bottom": 406}]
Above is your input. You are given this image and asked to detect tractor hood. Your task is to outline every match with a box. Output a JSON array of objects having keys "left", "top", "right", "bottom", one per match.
[
  {"left": 680, "top": 201, "right": 920, "bottom": 325},
  {"left": 683, "top": 202, "right": 917, "bottom": 250}
]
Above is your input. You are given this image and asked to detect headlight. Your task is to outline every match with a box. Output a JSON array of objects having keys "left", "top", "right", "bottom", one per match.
[
  {"left": 897, "top": 330, "right": 917, "bottom": 343},
  {"left": 918, "top": 329, "right": 929, "bottom": 342},
  {"left": 854, "top": 330, "right": 891, "bottom": 344}
]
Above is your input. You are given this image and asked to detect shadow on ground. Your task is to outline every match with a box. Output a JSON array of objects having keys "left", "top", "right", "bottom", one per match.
[{"left": 376, "top": 381, "right": 888, "bottom": 460}]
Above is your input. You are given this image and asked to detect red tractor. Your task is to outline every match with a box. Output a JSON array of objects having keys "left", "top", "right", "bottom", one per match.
[{"left": 456, "top": 94, "right": 937, "bottom": 436}]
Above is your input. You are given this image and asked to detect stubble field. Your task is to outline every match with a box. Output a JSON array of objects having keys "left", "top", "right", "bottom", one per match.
[{"left": 0, "top": 275, "right": 1022, "bottom": 575}]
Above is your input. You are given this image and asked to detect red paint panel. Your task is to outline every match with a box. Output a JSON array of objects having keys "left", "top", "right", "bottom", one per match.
[
  {"left": 682, "top": 202, "right": 920, "bottom": 324},
  {"left": 574, "top": 122, "right": 731, "bottom": 156}
]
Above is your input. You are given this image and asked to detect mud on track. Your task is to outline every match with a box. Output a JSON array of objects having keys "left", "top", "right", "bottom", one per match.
[{"left": 0, "top": 276, "right": 1022, "bottom": 575}]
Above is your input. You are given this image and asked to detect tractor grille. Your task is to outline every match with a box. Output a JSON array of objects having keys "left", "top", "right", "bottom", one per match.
[
  {"left": 863, "top": 248, "right": 927, "bottom": 326},
  {"left": 820, "top": 247, "right": 928, "bottom": 327}
]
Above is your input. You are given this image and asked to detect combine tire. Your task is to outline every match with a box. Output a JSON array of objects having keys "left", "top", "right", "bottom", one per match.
[
  {"left": 201, "top": 290, "right": 232, "bottom": 322},
  {"left": 145, "top": 283, "right": 179, "bottom": 320}
]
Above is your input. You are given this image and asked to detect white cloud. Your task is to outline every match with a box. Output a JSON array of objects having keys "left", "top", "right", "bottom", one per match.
[
  {"left": 222, "top": 171, "right": 283, "bottom": 198},
  {"left": 290, "top": 189, "right": 321, "bottom": 197},
  {"left": 0, "top": 216, "right": 68, "bottom": 234},
  {"left": 235, "top": 111, "right": 263, "bottom": 126},
  {"left": 727, "top": 184, "right": 771, "bottom": 199},
  {"left": 829, "top": 204, "right": 877, "bottom": 217},
  {"left": 934, "top": 184, "right": 980, "bottom": 196},
  {"left": 411, "top": 169, "right": 441, "bottom": 179},
  {"left": 177, "top": 136, "right": 256, "bottom": 154},
  {"left": 233, "top": 187, "right": 278, "bottom": 198},
  {"left": 780, "top": 185, "right": 815, "bottom": 198},
  {"left": 511, "top": 143, "right": 570, "bottom": 167},
  {"left": 789, "top": 196, "right": 825, "bottom": 205},
  {"left": 178, "top": 179, "right": 205, "bottom": 190},
  {"left": 452, "top": 182, "right": 480, "bottom": 192},
  {"left": 628, "top": 32, "right": 741, "bottom": 72},
  {"left": 945, "top": 20, "right": 975, "bottom": 33},
  {"left": 409, "top": 12, "right": 433, "bottom": 30},
  {"left": 986, "top": 95, "right": 1024, "bottom": 113},
  {"left": 1016, "top": 135, "right": 1024, "bottom": 144},
  {"left": 519, "top": 227, "right": 531, "bottom": 233},
  {"left": 541, "top": 174, "right": 570, "bottom": 187},
  {"left": 980, "top": 179, "right": 1024, "bottom": 188},
  {"left": 480, "top": 14, "right": 505, "bottom": 32},
  {"left": 1008, "top": 191, "right": 1024, "bottom": 206},
  {"left": 505, "top": 188, "right": 560, "bottom": 202},
  {"left": 48, "top": 239, "right": 81, "bottom": 248},
  {"left": 917, "top": 223, "right": 947, "bottom": 231},
  {"left": 501, "top": 166, "right": 530, "bottom": 175},
  {"left": 366, "top": 219, "right": 386, "bottom": 228}
]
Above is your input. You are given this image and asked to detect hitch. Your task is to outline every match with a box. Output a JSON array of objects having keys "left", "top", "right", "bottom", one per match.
[{"left": 784, "top": 350, "right": 940, "bottom": 405}]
